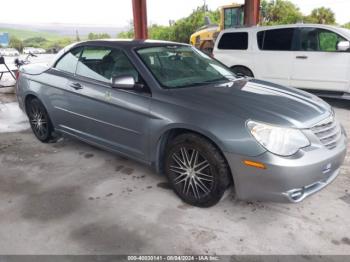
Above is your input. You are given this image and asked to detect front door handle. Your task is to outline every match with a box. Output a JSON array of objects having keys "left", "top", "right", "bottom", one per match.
[
  {"left": 69, "top": 82, "right": 83, "bottom": 90},
  {"left": 296, "top": 56, "right": 308, "bottom": 59}
]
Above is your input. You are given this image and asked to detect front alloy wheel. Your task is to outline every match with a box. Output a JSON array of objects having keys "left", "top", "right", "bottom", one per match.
[
  {"left": 170, "top": 147, "right": 214, "bottom": 200},
  {"left": 165, "top": 133, "right": 231, "bottom": 207}
]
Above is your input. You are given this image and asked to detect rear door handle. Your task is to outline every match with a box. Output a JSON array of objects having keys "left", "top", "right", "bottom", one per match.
[
  {"left": 296, "top": 56, "right": 308, "bottom": 59},
  {"left": 69, "top": 82, "right": 83, "bottom": 90}
]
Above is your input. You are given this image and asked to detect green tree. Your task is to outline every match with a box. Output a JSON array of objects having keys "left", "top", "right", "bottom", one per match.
[
  {"left": 261, "top": 0, "right": 303, "bottom": 25},
  {"left": 98, "top": 33, "right": 111, "bottom": 39},
  {"left": 149, "top": 25, "right": 174, "bottom": 41},
  {"left": 88, "top": 32, "right": 96, "bottom": 40},
  {"left": 117, "top": 30, "right": 134, "bottom": 39},
  {"left": 117, "top": 20, "right": 135, "bottom": 39},
  {"left": 23, "top": 37, "right": 48, "bottom": 48},
  {"left": 305, "top": 7, "right": 336, "bottom": 24},
  {"left": 343, "top": 22, "right": 350, "bottom": 29},
  {"left": 9, "top": 36, "right": 23, "bottom": 52},
  {"left": 117, "top": 5, "right": 219, "bottom": 43},
  {"left": 169, "top": 6, "right": 220, "bottom": 43},
  {"left": 44, "top": 37, "right": 74, "bottom": 51},
  {"left": 88, "top": 32, "right": 111, "bottom": 40}
]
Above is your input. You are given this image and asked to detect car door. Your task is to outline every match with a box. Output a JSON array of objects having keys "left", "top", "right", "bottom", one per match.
[
  {"left": 253, "top": 28, "right": 296, "bottom": 87},
  {"left": 291, "top": 27, "right": 350, "bottom": 92},
  {"left": 62, "top": 46, "right": 152, "bottom": 161},
  {"left": 42, "top": 46, "right": 83, "bottom": 129}
]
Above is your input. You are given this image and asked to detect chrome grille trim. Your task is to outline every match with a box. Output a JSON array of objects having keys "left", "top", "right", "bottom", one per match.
[
  {"left": 312, "top": 121, "right": 337, "bottom": 135},
  {"left": 311, "top": 115, "right": 341, "bottom": 150},
  {"left": 318, "top": 125, "right": 341, "bottom": 141}
]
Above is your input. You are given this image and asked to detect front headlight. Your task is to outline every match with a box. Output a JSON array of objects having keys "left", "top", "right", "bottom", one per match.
[{"left": 247, "top": 121, "right": 310, "bottom": 156}]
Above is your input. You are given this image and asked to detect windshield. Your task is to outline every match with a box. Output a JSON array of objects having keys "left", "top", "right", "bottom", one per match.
[{"left": 137, "top": 45, "right": 236, "bottom": 89}]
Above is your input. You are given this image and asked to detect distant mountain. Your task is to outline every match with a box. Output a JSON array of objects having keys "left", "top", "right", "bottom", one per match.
[{"left": 0, "top": 22, "right": 127, "bottom": 38}]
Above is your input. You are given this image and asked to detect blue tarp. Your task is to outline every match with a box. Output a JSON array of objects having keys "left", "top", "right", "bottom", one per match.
[{"left": 0, "top": 32, "right": 9, "bottom": 47}]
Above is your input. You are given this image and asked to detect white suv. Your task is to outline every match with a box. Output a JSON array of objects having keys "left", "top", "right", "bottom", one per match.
[{"left": 213, "top": 24, "right": 350, "bottom": 100}]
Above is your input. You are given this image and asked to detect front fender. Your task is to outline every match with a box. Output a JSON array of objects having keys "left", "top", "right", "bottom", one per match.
[{"left": 150, "top": 119, "right": 266, "bottom": 174}]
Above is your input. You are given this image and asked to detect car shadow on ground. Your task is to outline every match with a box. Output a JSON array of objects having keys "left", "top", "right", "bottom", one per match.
[{"left": 323, "top": 98, "right": 350, "bottom": 110}]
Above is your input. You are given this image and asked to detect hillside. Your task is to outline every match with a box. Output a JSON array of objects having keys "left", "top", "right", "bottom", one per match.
[
  {"left": 0, "top": 23, "right": 126, "bottom": 50},
  {"left": 0, "top": 27, "right": 62, "bottom": 41},
  {"left": 0, "top": 23, "right": 125, "bottom": 40}
]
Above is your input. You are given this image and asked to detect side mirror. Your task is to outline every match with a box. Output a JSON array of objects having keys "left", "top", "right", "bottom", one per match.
[
  {"left": 111, "top": 75, "right": 135, "bottom": 89},
  {"left": 337, "top": 41, "right": 350, "bottom": 52}
]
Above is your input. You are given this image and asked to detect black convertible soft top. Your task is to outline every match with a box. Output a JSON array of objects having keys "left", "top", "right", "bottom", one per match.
[
  {"left": 73, "top": 39, "right": 188, "bottom": 50},
  {"left": 51, "top": 39, "right": 189, "bottom": 68}
]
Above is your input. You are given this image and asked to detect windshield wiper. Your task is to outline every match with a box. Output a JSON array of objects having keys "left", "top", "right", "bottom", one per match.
[
  {"left": 173, "top": 76, "right": 247, "bottom": 88},
  {"left": 187, "top": 78, "right": 229, "bottom": 87}
]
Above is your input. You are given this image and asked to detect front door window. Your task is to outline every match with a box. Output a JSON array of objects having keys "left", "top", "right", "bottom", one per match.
[
  {"left": 299, "top": 28, "right": 347, "bottom": 52},
  {"left": 76, "top": 46, "right": 139, "bottom": 83}
]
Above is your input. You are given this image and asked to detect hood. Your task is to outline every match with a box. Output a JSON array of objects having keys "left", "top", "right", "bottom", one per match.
[{"left": 167, "top": 79, "right": 332, "bottom": 129}]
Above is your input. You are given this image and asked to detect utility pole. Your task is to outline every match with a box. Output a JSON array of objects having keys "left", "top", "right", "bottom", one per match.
[
  {"left": 132, "top": 0, "right": 148, "bottom": 40},
  {"left": 244, "top": 0, "right": 261, "bottom": 26}
]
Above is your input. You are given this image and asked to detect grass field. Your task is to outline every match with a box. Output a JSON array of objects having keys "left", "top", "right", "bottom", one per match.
[{"left": 0, "top": 27, "right": 63, "bottom": 41}]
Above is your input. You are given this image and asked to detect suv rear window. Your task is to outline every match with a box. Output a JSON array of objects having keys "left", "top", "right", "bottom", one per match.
[
  {"left": 218, "top": 32, "right": 248, "bottom": 50},
  {"left": 257, "top": 28, "right": 295, "bottom": 51}
]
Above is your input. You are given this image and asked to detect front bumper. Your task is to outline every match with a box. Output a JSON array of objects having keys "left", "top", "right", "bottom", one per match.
[{"left": 224, "top": 133, "right": 347, "bottom": 203}]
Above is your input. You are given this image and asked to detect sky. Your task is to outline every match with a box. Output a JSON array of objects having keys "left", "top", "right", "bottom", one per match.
[{"left": 0, "top": 0, "right": 349, "bottom": 27}]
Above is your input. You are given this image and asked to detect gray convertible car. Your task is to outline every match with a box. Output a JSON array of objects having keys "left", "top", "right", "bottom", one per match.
[{"left": 16, "top": 40, "right": 347, "bottom": 207}]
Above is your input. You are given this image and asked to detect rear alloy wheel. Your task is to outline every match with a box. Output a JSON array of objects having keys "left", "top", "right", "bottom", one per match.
[
  {"left": 27, "top": 98, "right": 56, "bottom": 143},
  {"left": 165, "top": 134, "right": 231, "bottom": 207}
]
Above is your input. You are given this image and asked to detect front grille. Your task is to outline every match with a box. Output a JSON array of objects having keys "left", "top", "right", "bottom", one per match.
[{"left": 311, "top": 116, "right": 341, "bottom": 150}]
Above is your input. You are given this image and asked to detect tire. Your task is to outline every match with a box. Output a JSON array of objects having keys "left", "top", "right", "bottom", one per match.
[
  {"left": 231, "top": 66, "right": 254, "bottom": 78},
  {"left": 165, "top": 133, "right": 231, "bottom": 207},
  {"left": 26, "top": 98, "right": 56, "bottom": 143}
]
